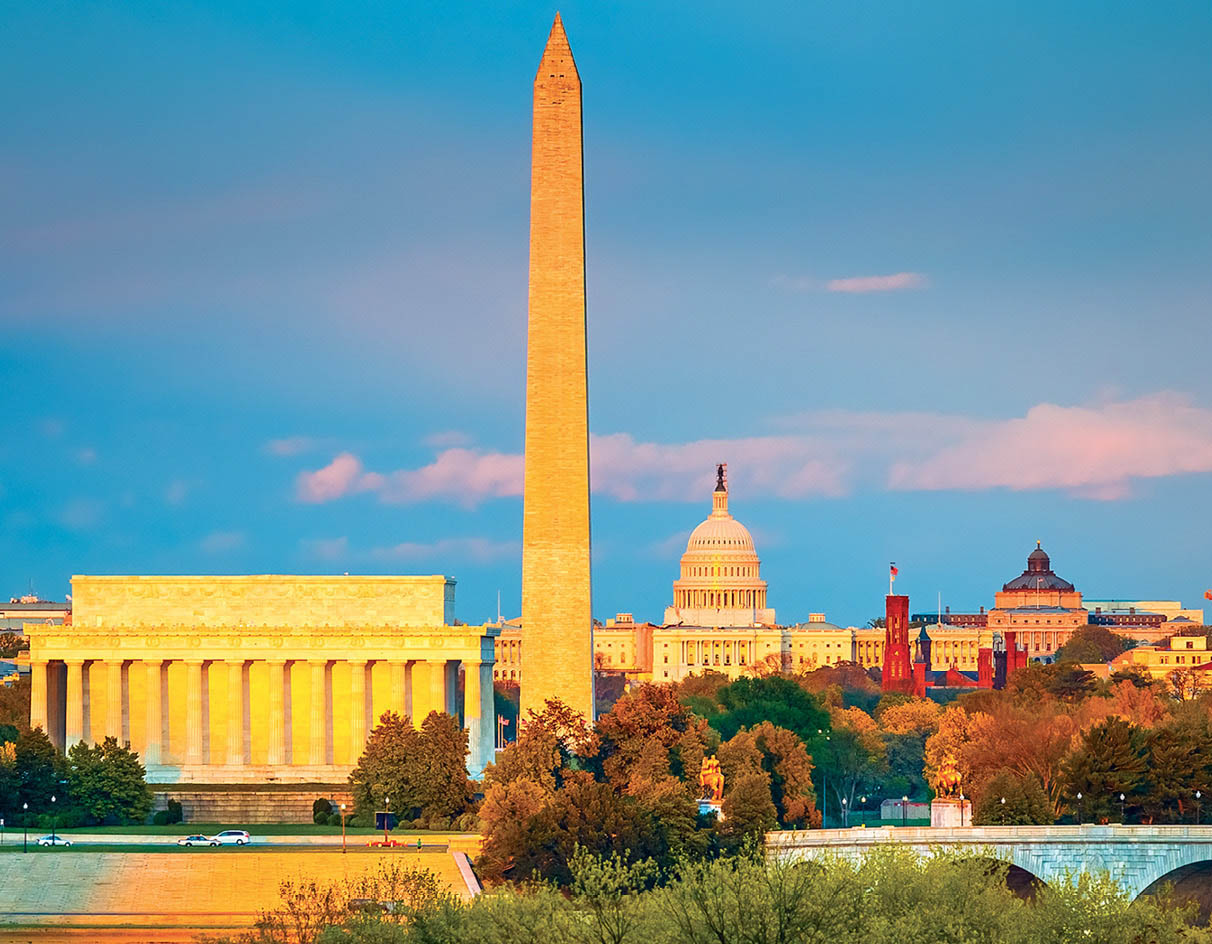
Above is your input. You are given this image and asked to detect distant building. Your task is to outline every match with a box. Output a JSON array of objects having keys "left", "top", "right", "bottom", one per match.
[
  {"left": 1, "top": 595, "right": 70, "bottom": 633},
  {"left": 1111, "top": 635, "right": 1212, "bottom": 681}
]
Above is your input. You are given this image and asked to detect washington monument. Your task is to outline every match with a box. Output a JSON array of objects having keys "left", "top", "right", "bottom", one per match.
[{"left": 520, "top": 14, "right": 594, "bottom": 721}]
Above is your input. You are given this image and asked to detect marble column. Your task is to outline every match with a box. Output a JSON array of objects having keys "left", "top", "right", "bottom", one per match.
[
  {"left": 29, "top": 660, "right": 48, "bottom": 733},
  {"left": 144, "top": 660, "right": 162, "bottom": 765},
  {"left": 184, "top": 659, "right": 204, "bottom": 766},
  {"left": 309, "top": 660, "right": 327, "bottom": 766},
  {"left": 226, "top": 660, "right": 244, "bottom": 766},
  {"left": 266, "top": 661, "right": 286, "bottom": 767},
  {"left": 65, "top": 660, "right": 84, "bottom": 746},
  {"left": 465, "top": 660, "right": 483, "bottom": 774},
  {"left": 389, "top": 660, "right": 406, "bottom": 720},
  {"left": 105, "top": 660, "right": 123, "bottom": 741},
  {"left": 429, "top": 660, "right": 447, "bottom": 720},
  {"left": 349, "top": 661, "right": 367, "bottom": 763}
]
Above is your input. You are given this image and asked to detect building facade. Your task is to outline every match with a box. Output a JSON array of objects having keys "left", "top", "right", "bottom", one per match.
[{"left": 24, "top": 576, "right": 497, "bottom": 781}]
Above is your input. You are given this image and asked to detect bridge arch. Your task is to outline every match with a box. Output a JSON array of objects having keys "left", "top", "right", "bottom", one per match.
[{"left": 1138, "top": 859, "right": 1212, "bottom": 923}]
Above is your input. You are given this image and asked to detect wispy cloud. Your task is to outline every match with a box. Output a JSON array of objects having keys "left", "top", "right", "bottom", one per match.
[
  {"left": 826, "top": 272, "right": 928, "bottom": 293},
  {"left": 366, "top": 537, "right": 519, "bottom": 564},
  {"left": 164, "top": 479, "right": 190, "bottom": 506},
  {"left": 199, "top": 530, "right": 246, "bottom": 553},
  {"left": 58, "top": 498, "right": 104, "bottom": 530},
  {"left": 423, "top": 430, "right": 473, "bottom": 448},
  {"left": 291, "top": 393, "right": 1212, "bottom": 506},
  {"left": 301, "top": 536, "right": 350, "bottom": 561},
  {"left": 265, "top": 436, "right": 318, "bottom": 457}
]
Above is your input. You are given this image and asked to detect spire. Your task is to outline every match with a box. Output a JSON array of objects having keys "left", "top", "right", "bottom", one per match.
[
  {"left": 536, "top": 12, "right": 580, "bottom": 84},
  {"left": 711, "top": 464, "right": 729, "bottom": 516}
]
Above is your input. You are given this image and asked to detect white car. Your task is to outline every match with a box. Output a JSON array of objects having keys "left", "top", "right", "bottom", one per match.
[
  {"left": 212, "top": 829, "right": 251, "bottom": 845},
  {"left": 177, "top": 834, "right": 219, "bottom": 847},
  {"left": 36, "top": 835, "right": 71, "bottom": 847}
]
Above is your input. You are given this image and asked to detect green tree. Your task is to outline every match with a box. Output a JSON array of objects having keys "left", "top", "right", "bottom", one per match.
[
  {"left": 719, "top": 772, "right": 777, "bottom": 842},
  {"left": 1054, "top": 625, "right": 1133, "bottom": 664},
  {"left": 1047, "top": 663, "right": 1098, "bottom": 701},
  {"left": 706, "top": 676, "right": 830, "bottom": 745},
  {"left": 1062, "top": 717, "right": 1147, "bottom": 823},
  {"left": 0, "top": 676, "right": 31, "bottom": 729},
  {"left": 349, "top": 711, "right": 470, "bottom": 826},
  {"left": 11, "top": 725, "right": 64, "bottom": 820},
  {"left": 972, "top": 769, "right": 1054, "bottom": 825},
  {"left": 65, "top": 736, "right": 152, "bottom": 825},
  {"left": 1140, "top": 722, "right": 1212, "bottom": 824}
]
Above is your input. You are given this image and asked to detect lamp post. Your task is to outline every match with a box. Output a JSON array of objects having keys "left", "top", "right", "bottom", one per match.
[
  {"left": 1, "top": 817, "right": 4, "bottom": 846},
  {"left": 859, "top": 796, "right": 867, "bottom": 827},
  {"left": 1196, "top": 791, "right": 1202, "bottom": 826},
  {"left": 1119, "top": 793, "right": 1126, "bottom": 824},
  {"left": 50, "top": 795, "right": 56, "bottom": 844},
  {"left": 340, "top": 802, "right": 347, "bottom": 854},
  {"left": 1076, "top": 792, "right": 1083, "bottom": 826},
  {"left": 1000, "top": 796, "right": 1006, "bottom": 825},
  {"left": 22, "top": 802, "right": 28, "bottom": 853},
  {"left": 902, "top": 795, "right": 908, "bottom": 827},
  {"left": 841, "top": 797, "right": 848, "bottom": 828},
  {"left": 383, "top": 797, "right": 391, "bottom": 845}
]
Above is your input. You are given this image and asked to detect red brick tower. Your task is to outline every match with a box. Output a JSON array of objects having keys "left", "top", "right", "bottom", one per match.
[{"left": 882, "top": 594, "right": 913, "bottom": 693}]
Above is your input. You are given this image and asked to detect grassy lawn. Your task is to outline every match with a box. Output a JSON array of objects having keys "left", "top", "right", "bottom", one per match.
[
  {"left": 39, "top": 824, "right": 470, "bottom": 836},
  {"left": 0, "top": 842, "right": 453, "bottom": 853}
]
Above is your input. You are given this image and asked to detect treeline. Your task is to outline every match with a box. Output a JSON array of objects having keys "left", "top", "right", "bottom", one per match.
[
  {"left": 927, "top": 657, "right": 1212, "bottom": 825},
  {"left": 206, "top": 848, "right": 1212, "bottom": 944},
  {"left": 0, "top": 727, "right": 152, "bottom": 827}
]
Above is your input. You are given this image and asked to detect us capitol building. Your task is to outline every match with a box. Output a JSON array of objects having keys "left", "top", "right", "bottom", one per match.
[{"left": 493, "top": 465, "right": 1203, "bottom": 688}]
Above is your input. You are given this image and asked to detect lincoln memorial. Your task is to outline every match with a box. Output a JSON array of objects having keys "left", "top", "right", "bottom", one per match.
[{"left": 23, "top": 575, "right": 498, "bottom": 781}]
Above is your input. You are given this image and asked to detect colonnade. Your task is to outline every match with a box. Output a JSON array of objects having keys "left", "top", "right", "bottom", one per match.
[
  {"left": 681, "top": 638, "right": 753, "bottom": 668},
  {"left": 27, "top": 655, "right": 495, "bottom": 776}
]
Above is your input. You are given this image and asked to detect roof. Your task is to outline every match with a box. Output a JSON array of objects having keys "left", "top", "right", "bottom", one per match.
[{"left": 1002, "top": 542, "right": 1075, "bottom": 592}]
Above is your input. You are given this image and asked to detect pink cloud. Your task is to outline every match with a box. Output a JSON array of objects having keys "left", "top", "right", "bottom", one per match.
[
  {"left": 296, "top": 452, "right": 380, "bottom": 503},
  {"left": 826, "top": 272, "right": 928, "bottom": 293},
  {"left": 300, "top": 536, "right": 350, "bottom": 561},
  {"left": 887, "top": 394, "right": 1212, "bottom": 497},
  {"left": 292, "top": 393, "right": 1212, "bottom": 507}
]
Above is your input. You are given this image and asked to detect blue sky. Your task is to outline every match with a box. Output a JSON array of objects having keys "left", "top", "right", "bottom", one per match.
[{"left": 3, "top": 1, "right": 1210, "bottom": 627}]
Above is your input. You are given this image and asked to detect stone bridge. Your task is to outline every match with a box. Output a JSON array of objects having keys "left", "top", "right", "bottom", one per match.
[{"left": 767, "top": 825, "right": 1212, "bottom": 899}]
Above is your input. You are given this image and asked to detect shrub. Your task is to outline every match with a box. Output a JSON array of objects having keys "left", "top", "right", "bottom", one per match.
[
  {"left": 152, "top": 810, "right": 171, "bottom": 826},
  {"left": 166, "top": 799, "right": 183, "bottom": 824},
  {"left": 313, "top": 797, "right": 334, "bottom": 824}
]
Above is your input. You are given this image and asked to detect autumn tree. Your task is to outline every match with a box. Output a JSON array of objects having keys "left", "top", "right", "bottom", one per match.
[
  {"left": 716, "top": 721, "right": 818, "bottom": 828},
  {"left": 593, "top": 684, "right": 713, "bottom": 794},
  {"left": 483, "top": 698, "right": 595, "bottom": 793}
]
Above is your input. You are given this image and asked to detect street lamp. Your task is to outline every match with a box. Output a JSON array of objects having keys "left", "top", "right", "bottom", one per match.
[
  {"left": 841, "top": 797, "right": 848, "bottom": 828},
  {"left": 1, "top": 817, "right": 4, "bottom": 846},
  {"left": 340, "top": 803, "right": 347, "bottom": 854},
  {"left": 1119, "top": 793, "right": 1126, "bottom": 824},
  {"left": 1196, "top": 791, "right": 1202, "bottom": 825},
  {"left": 22, "top": 802, "right": 28, "bottom": 853},
  {"left": 1000, "top": 796, "right": 1006, "bottom": 825},
  {"left": 1076, "top": 792, "right": 1083, "bottom": 826},
  {"left": 383, "top": 797, "right": 391, "bottom": 845},
  {"left": 50, "top": 795, "right": 56, "bottom": 844},
  {"left": 902, "top": 795, "right": 909, "bottom": 828}
]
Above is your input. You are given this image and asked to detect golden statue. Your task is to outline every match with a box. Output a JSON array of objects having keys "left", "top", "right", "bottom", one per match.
[
  {"left": 699, "top": 755, "right": 724, "bottom": 802},
  {"left": 934, "top": 753, "right": 962, "bottom": 798}
]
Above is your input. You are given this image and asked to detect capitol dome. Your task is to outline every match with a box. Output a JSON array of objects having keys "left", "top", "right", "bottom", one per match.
[{"left": 664, "top": 465, "right": 774, "bottom": 627}]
